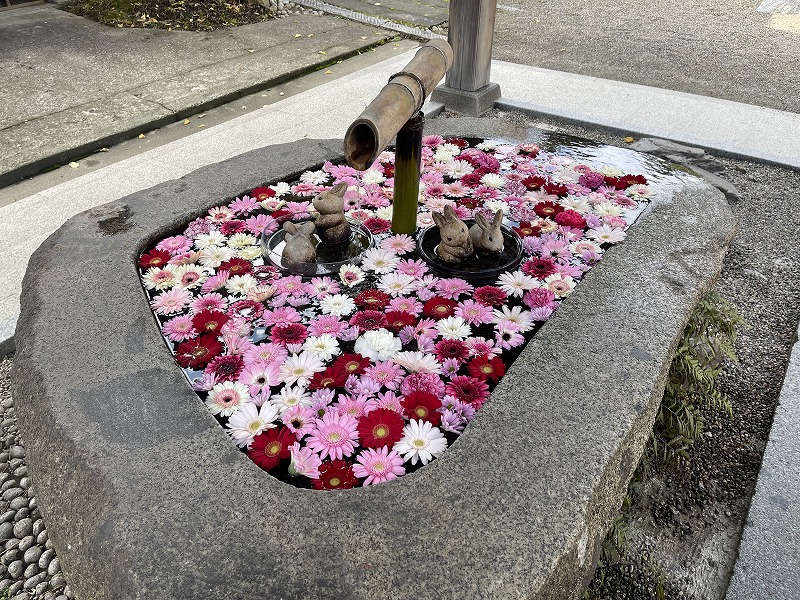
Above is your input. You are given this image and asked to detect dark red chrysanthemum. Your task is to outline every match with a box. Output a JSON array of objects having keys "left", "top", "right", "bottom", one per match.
[
  {"left": 219, "top": 220, "right": 247, "bottom": 236},
  {"left": 349, "top": 310, "right": 387, "bottom": 333},
  {"left": 456, "top": 197, "right": 483, "bottom": 210},
  {"left": 401, "top": 391, "right": 442, "bottom": 426},
  {"left": 423, "top": 297, "right": 457, "bottom": 319},
  {"left": 445, "top": 137, "right": 469, "bottom": 148},
  {"left": 250, "top": 186, "right": 276, "bottom": 201},
  {"left": 473, "top": 286, "right": 508, "bottom": 307},
  {"left": 218, "top": 257, "right": 253, "bottom": 276},
  {"left": 384, "top": 311, "right": 417, "bottom": 333},
  {"left": 467, "top": 355, "right": 507, "bottom": 383},
  {"left": 363, "top": 217, "right": 392, "bottom": 234},
  {"left": 554, "top": 209, "right": 587, "bottom": 230},
  {"left": 248, "top": 427, "right": 296, "bottom": 472},
  {"left": 175, "top": 333, "right": 223, "bottom": 369},
  {"left": 578, "top": 171, "right": 606, "bottom": 190},
  {"left": 434, "top": 339, "right": 469, "bottom": 364},
  {"left": 355, "top": 289, "right": 391, "bottom": 310},
  {"left": 204, "top": 354, "right": 244, "bottom": 383},
  {"left": 312, "top": 459, "right": 359, "bottom": 490},
  {"left": 521, "top": 175, "right": 546, "bottom": 191},
  {"left": 228, "top": 299, "right": 264, "bottom": 320},
  {"left": 381, "top": 162, "right": 395, "bottom": 179},
  {"left": 513, "top": 221, "right": 542, "bottom": 238},
  {"left": 357, "top": 408, "right": 405, "bottom": 449},
  {"left": 445, "top": 375, "right": 490, "bottom": 408},
  {"left": 334, "top": 353, "right": 370, "bottom": 376},
  {"left": 619, "top": 173, "right": 648, "bottom": 187},
  {"left": 138, "top": 248, "right": 171, "bottom": 270},
  {"left": 271, "top": 323, "right": 308, "bottom": 345},
  {"left": 192, "top": 310, "right": 230, "bottom": 334},
  {"left": 521, "top": 257, "right": 557, "bottom": 280},
  {"left": 543, "top": 182, "right": 568, "bottom": 197},
  {"left": 533, "top": 201, "right": 564, "bottom": 219},
  {"left": 309, "top": 365, "right": 349, "bottom": 390}
]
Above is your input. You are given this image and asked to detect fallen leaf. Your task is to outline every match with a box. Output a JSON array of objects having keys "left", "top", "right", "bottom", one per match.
[
  {"left": 138, "top": 133, "right": 145, "bottom": 139},
  {"left": 248, "top": 49, "right": 254, "bottom": 53},
  {"left": 68, "top": 162, "right": 80, "bottom": 169},
  {"left": 294, "top": 34, "right": 302, "bottom": 38},
  {"left": 360, "top": 36, "right": 367, "bottom": 40},
  {"left": 324, "top": 70, "right": 332, "bottom": 74},
  {"left": 198, "top": 113, "right": 207, "bottom": 118},
  {"left": 198, "top": 124, "right": 206, "bottom": 128},
  {"left": 183, "top": 119, "right": 191, "bottom": 125},
  {"left": 623, "top": 136, "right": 635, "bottom": 143},
  {"left": 307, "top": 34, "right": 314, "bottom": 37}
]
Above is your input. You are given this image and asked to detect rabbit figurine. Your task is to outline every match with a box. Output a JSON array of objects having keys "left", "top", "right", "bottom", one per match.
[
  {"left": 431, "top": 205, "right": 473, "bottom": 263},
  {"left": 281, "top": 221, "right": 317, "bottom": 267},
  {"left": 469, "top": 209, "right": 504, "bottom": 253},
  {"left": 313, "top": 182, "right": 351, "bottom": 245}
]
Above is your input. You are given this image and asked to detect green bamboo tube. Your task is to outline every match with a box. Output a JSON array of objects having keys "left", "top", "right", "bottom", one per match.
[{"left": 391, "top": 112, "right": 424, "bottom": 235}]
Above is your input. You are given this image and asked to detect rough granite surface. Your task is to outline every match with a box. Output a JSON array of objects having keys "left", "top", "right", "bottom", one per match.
[{"left": 11, "top": 120, "right": 735, "bottom": 600}]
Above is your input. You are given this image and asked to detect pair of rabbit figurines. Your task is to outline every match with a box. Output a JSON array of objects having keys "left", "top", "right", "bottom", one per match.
[
  {"left": 432, "top": 205, "right": 505, "bottom": 263},
  {"left": 281, "top": 182, "right": 350, "bottom": 268}
]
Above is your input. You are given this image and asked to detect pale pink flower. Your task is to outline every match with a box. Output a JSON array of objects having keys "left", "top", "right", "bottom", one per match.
[
  {"left": 151, "top": 287, "right": 191, "bottom": 315},
  {"left": 354, "top": 447, "right": 406, "bottom": 485},
  {"left": 306, "top": 412, "right": 359, "bottom": 460}
]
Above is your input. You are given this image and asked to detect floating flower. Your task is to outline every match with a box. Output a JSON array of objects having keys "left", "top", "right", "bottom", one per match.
[
  {"left": 393, "top": 420, "right": 448, "bottom": 466},
  {"left": 354, "top": 447, "right": 406, "bottom": 485},
  {"left": 354, "top": 329, "right": 402, "bottom": 362},
  {"left": 206, "top": 381, "right": 250, "bottom": 417},
  {"left": 225, "top": 402, "right": 279, "bottom": 448},
  {"left": 288, "top": 442, "right": 322, "bottom": 479},
  {"left": 313, "top": 459, "right": 359, "bottom": 490},
  {"left": 248, "top": 427, "right": 296, "bottom": 472},
  {"left": 279, "top": 352, "right": 326, "bottom": 387},
  {"left": 306, "top": 412, "right": 359, "bottom": 460}
]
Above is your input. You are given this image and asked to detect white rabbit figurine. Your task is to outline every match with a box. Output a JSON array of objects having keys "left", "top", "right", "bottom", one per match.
[{"left": 469, "top": 209, "right": 504, "bottom": 252}]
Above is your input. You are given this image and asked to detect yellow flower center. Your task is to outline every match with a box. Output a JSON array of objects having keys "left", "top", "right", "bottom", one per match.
[{"left": 373, "top": 425, "right": 389, "bottom": 439}]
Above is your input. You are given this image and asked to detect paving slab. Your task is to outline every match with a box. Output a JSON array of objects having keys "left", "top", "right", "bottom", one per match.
[
  {"left": 0, "top": 5, "right": 393, "bottom": 187},
  {"left": 726, "top": 322, "right": 800, "bottom": 599},
  {"left": 320, "top": 0, "right": 449, "bottom": 27}
]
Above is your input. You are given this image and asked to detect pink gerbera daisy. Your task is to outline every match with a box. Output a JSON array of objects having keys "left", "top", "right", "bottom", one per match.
[
  {"left": 151, "top": 287, "right": 191, "bottom": 316},
  {"left": 354, "top": 447, "right": 406, "bottom": 485},
  {"left": 305, "top": 412, "right": 359, "bottom": 460}
]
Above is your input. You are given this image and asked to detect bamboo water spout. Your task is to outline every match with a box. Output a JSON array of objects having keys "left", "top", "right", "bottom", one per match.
[{"left": 343, "top": 39, "right": 453, "bottom": 171}]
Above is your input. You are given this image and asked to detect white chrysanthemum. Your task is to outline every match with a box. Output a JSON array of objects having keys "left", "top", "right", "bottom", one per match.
[
  {"left": 142, "top": 266, "right": 178, "bottom": 290},
  {"left": 194, "top": 230, "right": 227, "bottom": 250},
  {"left": 225, "top": 274, "right": 258, "bottom": 295},
  {"left": 270, "top": 181, "right": 291, "bottom": 197},
  {"left": 476, "top": 140, "right": 497, "bottom": 151},
  {"left": 227, "top": 233, "right": 258, "bottom": 248},
  {"left": 377, "top": 272, "right": 417, "bottom": 297},
  {"left": 279, "top": 352, "right": 325, "bottom": 388},
  {"left": 319, "top": 293, "right": 356, "bottom": 316},
  {"left": 560, "top": 196, "right": 592, "bottom": 214},
  {"left": 303, "top": 334, "right": 340, "bottom": 361},
  {"left": 225, "top": 402, "right": 279, "bottom": 448},
  {"left": 271, "top": 385, "right": 313, "bottom": 415},
  {"left": 300, "top": 170, "right": 329, "bottom": 185},
  {"left": 627, "top": 184, "right": 653, "bottom": 199},
  {"left": 393, "top": 420, "right": 448, "bottom": 466},
  {"left": 553, "top": 166, "right": 580, "bottom": 184},
  {"left": 206, "top": 381, "right": 250, "bottom": 417},
  {"left": 171, "top": 264, "right": 208, "bottom": 289},
  {"left": 354, "top": 328, "right": 402, "bottom": 362},
  {"left": 492, "top": 305, "right": 534, "bottom": 333},
  {"left": 445, "top": 159, "right": 474, "bottom": 179},
  {"left": 593, "top": 202, "right": 623, "bottom": 217},
  {"left": 436, "top": 316, "right": 471, "bottom": 340},
  {"left": 434, "top": 143, "right": 460, "bottom": 162},
  {"left": 375, "top": 206, "right": 393, "bottom": 220},
  {"left": 586, "top": 224, "right": 627, "bottom": 244},
  {"left": 599, "top": 165, "right": 624, "bottom": 177},
  {"left": 361, "top": 248, "right": 399, "bottom": 274},
  {"left": 392, "top": 351, "right": 442, "bottom": 374},
  {"left": 480, "top": 173, "right": 506, "bottom": 189},
  {"left": 198, "top": 246, "right": 236, "bottom": 268},
  {"left": 361, "top": 169, "right": 386, "bottom": 185},
  {"left": 569, "top": 239, "right": 603, "bottom": 256},
  {"left": 485, "top": 199, "right": 510, "bottom": 215},
  {"left": 496, "top": 270, "right": 537, "bottom": 297},
  {"left": 237, "top": 246, "right": 263, "bottom": 261}
]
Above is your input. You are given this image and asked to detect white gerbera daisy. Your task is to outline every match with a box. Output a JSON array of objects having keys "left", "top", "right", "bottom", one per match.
[
  {"left": 434, "top": 143, "right": 460, "bottom": 162},
  {"left": 300, "top": 170, "right": 329, "bottom": 185},
  {"left": 599, "top": 165, "right": 624, "bottom": 177},
  {"left": 476, "top": 140, "right": 497, "bottom": 151},
  {"left": 375, "top": 206, "right": 393, "bottom": 220},
  {"left": 361, "top": 248, "right": 399, "bottom": 274},
  {"left": 361, "top": 169, "right": 386, "bottom": 185},
  {"left": 142, "top": 266, "right": 178, "bottom": 290},
  {"left": 198, "top": 246, "right": 236, "bottom": 268},
  {"left": 392, "top": 351, "right": 442, "bottom": 374},
  {"left": 496, "top": 270, "right": 537, "bottom": 297},
  {"left": 237, "top": 246, "right": 263, "bottom": 261},
  {"left": 627, "top": 184, "right": 653, "bottom": 199},
  {"left": 593, "top": 202, "right": 623, "bottom": 217},
  {"left": 544, "top": 273, "right": 577, "bottom": 298},
  {"left": 279, "top": 352, "right": 326, "bottom": 388},
  {"left": 303, "top": 334, "right": 340, "bottom": 361},
  {"left": 560, "top": 196, "right": 592, "bottom": 214},
  {"left": 445, "top": 159, "right": 474, "bottom": 179},
  {"left": 377, "top": 272, "right": 416, "bottom": 297},
  {"left": 225, "top": 274, "right": 258, "bottom": 296},
  {"left": 319, "top": 293, "right": 356, "bottom": 316},
  {"left": 485, "top": 199, "right": 510, "bottom": 215},
  {"left": 271, "top": 385, "right": 312, "bottom": 414},
  {"left": 436, "top": 316, "right": 471, "bottom": 340},
  {"left": 492, "top": 305, "right": 534, "bottom": 333},
  {"left": 569, "top": 240, "right": 603, "bottom": 256},
  {"left": 270, "top": 181, "right": 291, "bottom": 197},
  {"left": 206, "top": 381, "right": 250, "bottom": 417},
  {"left": 354, "top": 328, "right": 402, "bottom": 362},
  {"left": 225, "top": 402, "right": 279, "bottom": 448},
  {"left": 393, "top": 420, "right": 448, "bottom": 466},
  {"left": 586, "top": 225, "right": 627, "bottom": 244},
  {"left": 171, "top": 264, "right": 208, "bottom": 290},
  {"left": 339, "top": 265, "right": 365, "bottom": 288},
  {"left": 194, "top": 230, "right": 226, "bottom": 250},
  {"left": 480, "top": 173, "right": 506, "bottom": 189},
  {"left": 227, "top": 233, "right": 258, "bottom": 248}
]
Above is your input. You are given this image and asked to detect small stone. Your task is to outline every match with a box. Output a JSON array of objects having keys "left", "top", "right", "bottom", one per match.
[
  {"left": 56, "top": 596, "right": 69, "bottom": 600},
  {"left": 44, "top": 539, "right": 53, "bottom": 550},
  {"left": 28, "top": 498, "right": 36, "bottom": 511},
  {"left": 22, "top": 562, "right": 38, "bottom": 579},
  {"left": 0, "top": 452, "right": 8, "bottom": 464},
  {"left": 12, "top": 592, "right": 28, "bottom": 600},
  {"left": 23, "top": 546, "right": 40, "bottom": 564},
  {"left": 1, "top": 488, "right": 22, "bottom": 501},
  {"left": 50, "top": 572, "right": 65, "bottom": 588},
  {"left": 18, "top": 479, "right": 28, "bottom": 491},
  {"left": 17, "top": 536, "right": 33, "bottom": 552},
  {"left": 5, "top": 539, "right": 19, "bottom": 551},
  {"left": 47, "top": 557, "right": 60, "bottom": 576},
  {"left": 64, "top": 583, "right": 74, "bottom": 598},
  {"left": 6, "top": 559, "right": 24, "bottom": 578},
  {"left": 0, "top": 578, "right": 9, "bottom": 590},
  {"left": 12, "top": 519, "right": 32, "bottom": 539},
  {"left": 0, "top": 512, "right": 13, "bottom": 525},
  {"left": 23, "top": 571, "right": 45, "bottom": 590},
  {"left": 13, "top": 509, "right": 28, "bottom": 522},
  {"left": 36, "top": 531, "right": 48, "bottom": 545},
  {"left": 11, "top": 467, "right": 24, "bottom": 479},
  {"left": 7, "top": 581, "right": 22, "bottom": 594},
  {"left": 9, "top": 497, "right": 28, "bottom": 511},
  {"left": 0, "top": 522, "right": 14, "bottom": 541},
  {"left": 1, "top": 549, "right": 18, "bottom": 565},
  {"left": 32, "top": 520, "right": 44, "bottom": 538},
  {"left": 8, "top": 447, "right": 23, "bottom": 460},
  {"left": 35, "top": 580, "right": 50, "bottom": 596},
  {"left": 38, "top": 549, "right": 54, "bottom": 569}
]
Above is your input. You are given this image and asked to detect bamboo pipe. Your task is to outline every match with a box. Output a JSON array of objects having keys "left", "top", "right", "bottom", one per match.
[{"left": 343, "top": 39, "right": 453, "bottom": 171}]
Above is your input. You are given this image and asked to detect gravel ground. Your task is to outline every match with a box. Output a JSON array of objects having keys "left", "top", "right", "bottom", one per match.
[{"left": 3, "top": 110, "right": 798, "bottom": 598}]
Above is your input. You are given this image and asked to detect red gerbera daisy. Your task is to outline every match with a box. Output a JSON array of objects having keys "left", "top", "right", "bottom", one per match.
[
  {"left": 445, "top": 137, "right": 469, "bottom": 148},
  {"left": 219, "top": 220, "right": 247, "bottom": 236},
  {"left": 445, "top": 375, "right": 490, "bottom": 409},
  {"left": 218, "top": 257, "right": 253, "bottom": 276},
  {"left": 473, "top": 286, "right": 508, "bottom": 307},
  {"left": 521, "top": 175, "right": 546, "bottom": 190},
  {"left": 401, "top": 391, "right": 442, "bottom": 426},
  {"left": 334, "top": 353, "right": 370, "bottom": 376},
  {"left": 355, "top": 289, "right": 391, "bottom": 310},
  {"left": 175, "top": 333, "right": 223, "bottom": 369},
  {"left": 349, "top": 310, "right": 387, "bottom": 333},
  {"left": 192, "top": 310, "right": 230, "bottom": 334},
  {"left": 533, "top": 201, "right": 564, "bottom": 219},
  {"left": 423, "top": 297, "right": 457, "bottom": 319},
  {"left": 619, "top": 173, "right": 648, "bottom": 187},
  {"left": 248, "top": 427, "right": 296, "bottom": 472},
  {"left": 467, "top": 355, "right": 507, "bottom": 383},
  {"left": 250, "top": 186, "right": 276, "bottom": 201},
  {"left": 138, "top": 248, "right": 171, "bottom": 270},
  {"left": 384, "top": 311, "right": 417, "bottom": 333},
  {"left": 309, "top": 365, "right": 349, "bottom": 390},
  {"left": 357, "top": 408, "right": 405, "bottom": 449},
  {"left": 521, "top": 257, "right": 557, "bottom": 280},
  {"left": 513, "top": 222, "right": 542, "bottom": 238},
  {"left": 363, "top": 217, "right": 392, "bottom": 234},
  {"left": 381, "top": 162, "right": 395, "bottom": 179},
  {"left": 204, "top": 354, "right": 244, "bottom": 383},
  {"left": 434, "top": 339, "right": 469, "bottom": 364},
  {"left": 271, "top": 323, "right": 308, "bottom": 345},
  {"left": 312, "top": 459, "right": 359, "bottom": 490},
  {"left": 543, "top": 182, "right": 568, "bottom": 196}
]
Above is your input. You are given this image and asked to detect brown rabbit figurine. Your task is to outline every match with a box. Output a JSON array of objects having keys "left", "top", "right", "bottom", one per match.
[
  {"left": 281, "top": 221, "right": 317, "bottom": 268},
  {"left": 469, "top": 209, "right": 504, "bottom": 252},
  {"left": 431, "top": 205, "right": 473, "bottom": 263},
  {"left": 313, "top": 182, "right": 350, "bottom": 245}
]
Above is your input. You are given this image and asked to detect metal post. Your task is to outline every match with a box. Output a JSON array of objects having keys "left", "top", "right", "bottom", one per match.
[
  {"left": 431, "top": 0, "right": 501, "bottom": 116},
  {"left": 391, "top": 113, "right": 424, "bottom": 235}
]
